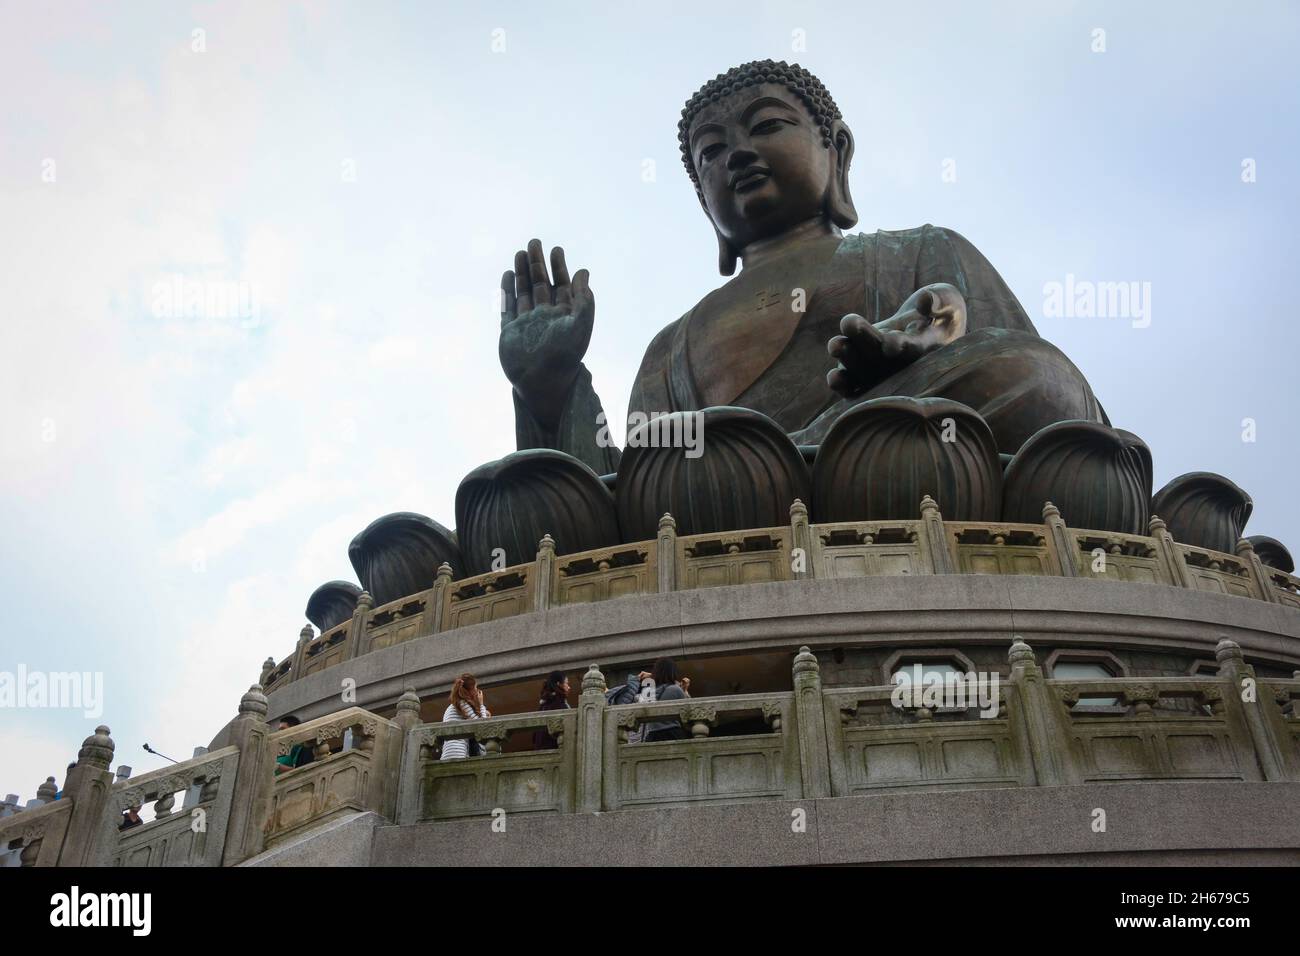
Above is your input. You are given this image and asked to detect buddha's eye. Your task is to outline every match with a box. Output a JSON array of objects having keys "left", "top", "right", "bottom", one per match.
[
  {"left": 699, "top": 143, "right": 725, "bottom": 163},
  {"left": 751, "top": 117, "right": 791, "bottom": 135}
]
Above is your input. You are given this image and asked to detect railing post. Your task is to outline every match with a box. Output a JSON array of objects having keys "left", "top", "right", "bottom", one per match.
[
  {"left": 657, "top": 514, "right": 677, "bottom": 592},
  {"left": 429, "top": 564, "right": 453, "bottom": 634},
  {"left": 291, "top": 623, "right": 314, "bottom": 676},
  {"left": 576, "top": 664, "right": 607, "bottom": 813},
  {"left": 1215, "top": 639, "right": 1292, "bottom": 781},
  {"left": 790, "top": 498, "right": 814, "bottom": 580},
  {"left": 1236, "top": 538, "right": 1280, "bottom": 604},
  {"left": 1042, "top": 501, "right": 1079, "bottom": 577},
  {"left": 221, "top": 685, "right": 274, "bottom": 866},
  {"left": 535, "top": 534, "right": 556, "bottom": 612},
  {"left": 259, "top": 656, "right": 276, "bottom": 686},
  {"left": 57, "top": 725, "right": 115, "bottom": 865},
  {"left": 394, "top": 688, "right": 426, "bottom": 826},
  {"left": 1008, "top": 638, "right": 1080, "bottom": 786},
  {"left": 792, "top": 646, "right": 832, "bottom": 798},
  {"left": 345, "top": 590, "right": 373, "bottom": 660},
  {"left": 1148, "top": 515, "right": 1192, "bottom": 589},
  {"left": 919, "top": 496, "right": 955, "bottom": 573},
  {"left": 183, "top": 748, "right": 208, "bottom": 809}
]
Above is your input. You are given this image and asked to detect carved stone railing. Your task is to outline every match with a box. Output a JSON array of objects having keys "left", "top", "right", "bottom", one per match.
[
  {"left": 810, "top": 519, "right": 923, "bottom": 579},
  {"left": 1073, "top": 530, "right": 1163, "bottom": 583},
  {"left": 1047, "top": 677, "right": 1260, "bottom": 783},
  {"left": 602, "top": 691, "right": 799, "bottom": 811},
  {"left": 262, "top": 499, "right": 1300, "bottom": 692},
  {"left": 102, "top": 746, "right": 241, "bottom": 866},
  {"left": 390, "top": 640, "right": 1300, "bottom": 823},
  {"left": 675, "top": 526, "right": 793, "bottom": 590},
  {"left": 397, "top": 709, "right": 578, "bottom": 823},
  {"left": 1266, "top": 568, "right": 1300, "bottom": 610},
  {"left": 0, "top": 797, "right": 73, "bottom": 867},
  {"left": 550, "top": 540, "right": 656, "bottom": 606},
  {"left": 7, "top": 685, "right": 276, "bottom": 867},
  {"left": 264, "top": 707, "right": 403, "bottom": 846},
  {"left": 299, "top": 620, "right": 352, "bottom": 678},
  {"left": 1178, "top": 543, "right": 1261, "bottom": 600},
  {"left": 947, "top": 520, "right": 1059, "bottom": 576},
  {"left": 14, "top": 641, "right": 1300, "bottom": 867},
  {"left": 822, "top": 679, "right": 1028, "bottom": 796},
  {"left": 362, "top": 592, "right": 429, "bottom": 653}
]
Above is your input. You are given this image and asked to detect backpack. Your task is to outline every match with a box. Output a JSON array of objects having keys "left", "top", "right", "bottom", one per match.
[{"left": 605, "top": 673, "right": 643, "bottom": 706}]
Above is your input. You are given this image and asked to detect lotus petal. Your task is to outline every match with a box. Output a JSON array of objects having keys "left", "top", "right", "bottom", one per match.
[
  {"left": 304, "top": 580, "right": 362, "bottom": 632},
  {"left": 616, "top": 407, "right": 809, "bottom": 540},
  {"left": 1002, "top": 421, "right": 1152, "bottom": 533},
  {"left": 812, "top": 397, "right": 1001, "bottom": 522},
  {"left": 1150, "top": 472, "right": 1253, "bottom": 554},
  {"left": 1246, "top": 535, "right": 1294, "bottom": 574},
  {"left": 456, "top": 448, "right": 620, "bottom": 575},
  {"left": 348, "top": 512, "right": 462, "bottom": 606}
]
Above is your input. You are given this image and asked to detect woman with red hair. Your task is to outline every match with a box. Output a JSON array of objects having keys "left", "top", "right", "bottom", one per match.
[{"left": 440, "top": 673, "right": 490, "bottom": 760}]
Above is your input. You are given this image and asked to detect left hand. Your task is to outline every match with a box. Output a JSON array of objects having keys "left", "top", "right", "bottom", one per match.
[{"left": 827, "top": 283, "right": 967, "bottom": 398}]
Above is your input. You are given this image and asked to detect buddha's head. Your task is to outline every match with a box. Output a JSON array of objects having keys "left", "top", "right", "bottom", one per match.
[{"left": 679, "top": 60, "right": 857, "bottom": 275}]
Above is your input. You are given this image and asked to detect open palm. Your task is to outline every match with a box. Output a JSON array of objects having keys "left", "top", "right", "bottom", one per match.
[{"left": 499, "top": 238, "right": 595, "bottom": 428}]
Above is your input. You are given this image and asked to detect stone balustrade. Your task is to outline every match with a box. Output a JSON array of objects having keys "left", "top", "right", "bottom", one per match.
[
  {"left": 9, "top": 639, "right": 1300, "bottom": 867},
  {"left": 398, "top": 708, "right": 579, "bottom": 822},
  {"left": 102, "top": 745, "right": 242, "bottom": 866},
  {"left": 262, "top": 500, "right": 1300, "bottom": 694},
  {"left": 387, "top": 640, "right": 1300, "bottom": 825},
  {"left": 264, "top": 707, "right": 404, "bottom": 845},
  {"left": 0, "top": 796, "right": 73, "bottom": 867}
]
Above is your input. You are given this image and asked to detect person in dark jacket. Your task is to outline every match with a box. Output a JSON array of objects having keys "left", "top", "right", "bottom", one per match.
[
  {"left": 641, "top": 658, "right": 691, "bottom": 742},
  {"left": 119, "top": 804, "right": 144, "bottom": 831},
  {"left": 532, "top": 671, "right": 571, "bottom": 750}
]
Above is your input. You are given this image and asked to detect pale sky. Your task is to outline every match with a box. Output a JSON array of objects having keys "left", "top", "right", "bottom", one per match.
[{"left": 2, "top": 0, "right": 1297, "bottom": 800}]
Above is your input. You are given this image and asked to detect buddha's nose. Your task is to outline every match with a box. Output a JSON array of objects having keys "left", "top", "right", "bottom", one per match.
[{"left": 726, "top": 145, "right": 758, "bottom": 170}]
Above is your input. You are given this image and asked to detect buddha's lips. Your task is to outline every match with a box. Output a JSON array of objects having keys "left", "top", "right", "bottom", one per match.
[{"left": 731, "top": 167, "right": 771, "bottom": 192}]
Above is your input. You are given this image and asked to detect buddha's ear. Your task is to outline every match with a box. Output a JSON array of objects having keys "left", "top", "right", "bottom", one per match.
[
  {"left": 827, "top": 120, "right": 858, "bottom": 230},
  {"left": 696, "top": 188, "right": 739, "bottom": 276}
]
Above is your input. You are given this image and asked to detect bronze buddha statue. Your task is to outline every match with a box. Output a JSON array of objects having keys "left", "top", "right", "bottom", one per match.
[
  {"left": 498, "top": 59, "right": 1106, "bottom": 475},
  {"left": 305, "top": 61, "right": 1280, "bottom": 595}
]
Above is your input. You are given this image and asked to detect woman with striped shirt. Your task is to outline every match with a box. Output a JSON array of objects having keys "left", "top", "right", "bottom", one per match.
[{"left": 439, "top": 673, "right": 491, "bottom": 760}]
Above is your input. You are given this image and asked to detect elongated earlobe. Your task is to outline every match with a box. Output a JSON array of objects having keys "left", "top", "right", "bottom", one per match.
[
  {"left": 716, "top": 230, "right": 739, "bottom": 276},
  {"left": 697, "top": 188, "right": 739, "bottom": 275},
  {"left": 827, "top": 122, "right": 858, "bottom": 230}
]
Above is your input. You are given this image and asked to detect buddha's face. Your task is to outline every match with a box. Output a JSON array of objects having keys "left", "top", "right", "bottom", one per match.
[{"left": 688, "top": 83, "right": 836, "bottom": 252}]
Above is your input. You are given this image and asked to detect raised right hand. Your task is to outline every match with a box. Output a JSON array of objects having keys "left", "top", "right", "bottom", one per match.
[{"left": 499, "top": 239, "right": 594, "bottom": 429}]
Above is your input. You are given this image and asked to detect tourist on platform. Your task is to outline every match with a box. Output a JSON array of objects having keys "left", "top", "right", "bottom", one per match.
[
  {"left": 640, "top": 658, "right": 691, "bottom": 742},
  {"left": 119, "top": 804, "right": 144, "bottom": 831},
  {"left": 440, "top": 673, "right": 491, "bottom": 759},
  {"left": 532, "top": 670, "right": 571, "bottom": 750},
  {"left": 274, "top": 715, "right": 314, "bottom": 773},
  {"left": 602, "top": 671, "right": 646, "bottom": 742}
]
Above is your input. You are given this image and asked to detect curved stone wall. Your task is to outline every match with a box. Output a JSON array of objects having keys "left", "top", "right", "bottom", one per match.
[
  {"left": 264, "top": 570, "right": 1300, "bottom": 726},
  {"left": 261, "top": 498, "right": 1300, "bottom": 713}
]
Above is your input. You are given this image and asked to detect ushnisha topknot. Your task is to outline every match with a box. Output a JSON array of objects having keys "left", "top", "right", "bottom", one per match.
[{"left": 677, "top": 59, "right": 843, "bottom": 188}]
